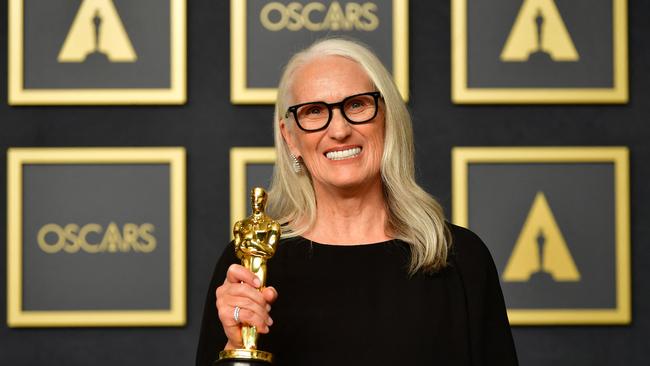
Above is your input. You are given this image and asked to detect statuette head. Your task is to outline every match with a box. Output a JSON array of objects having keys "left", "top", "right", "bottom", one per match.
[{"left": 251, "top": 187, "right": 268, "bottom": 214}]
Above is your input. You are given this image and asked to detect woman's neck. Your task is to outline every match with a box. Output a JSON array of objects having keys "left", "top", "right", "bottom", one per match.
[{"left": 303, "top": 178, "right": 392, "bottom": 245}]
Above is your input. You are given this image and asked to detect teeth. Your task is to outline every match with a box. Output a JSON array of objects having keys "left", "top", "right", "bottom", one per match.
[{"left": 325, "top": 147, "right": 361, "bottom": 160}]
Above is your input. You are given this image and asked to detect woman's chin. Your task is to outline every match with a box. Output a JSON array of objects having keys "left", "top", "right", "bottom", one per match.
[{"left": 316, "top": 172, "right": 381, "bottom": 193}]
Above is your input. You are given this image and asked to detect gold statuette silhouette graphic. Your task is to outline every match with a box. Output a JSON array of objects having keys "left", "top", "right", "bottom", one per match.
[
  {"left": 503, "top": 191, "right": 581, "bottom": 282},
  {"left": 58, "top": 0, "right": 137, "bottom": 63},
  {"left": 501, "top": 0, "right": 579, "bottom": 62},
  {"left": 217, "top": 187, "right": 281, "bottom": 365}
]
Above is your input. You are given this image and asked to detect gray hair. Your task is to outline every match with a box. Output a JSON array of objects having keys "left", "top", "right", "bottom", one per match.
[{"left": 268, "top": 38, "right": 451, "bottom": 273}]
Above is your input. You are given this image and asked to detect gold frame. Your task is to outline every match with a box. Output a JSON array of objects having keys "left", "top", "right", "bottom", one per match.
[
  {"left": 230, "top": 147, "right": 276, "bottom": 233},
  {"left": 7, "top": 147, "right": 187, "bottom": 327},
  {"left": 452, "top": 147, "right": 631, "bottom": 325},
  {"left": 8, "top": 0, "right": 186, "bottom": 105},
  {"left": 230, "top": 0, "right": 409, "bottom": 104},
  {"left": 451, "top": 0, "right": 628, "bottom": 104}
]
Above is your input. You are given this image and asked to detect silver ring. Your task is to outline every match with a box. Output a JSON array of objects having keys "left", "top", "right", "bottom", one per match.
[{"left": 233, "top": 306, "right": 241, "bottom": 324}]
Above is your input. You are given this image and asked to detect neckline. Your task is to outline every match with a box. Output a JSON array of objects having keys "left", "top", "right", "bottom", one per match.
[{"left": 296, "top": 236, "right": 397, "bottom": 248}]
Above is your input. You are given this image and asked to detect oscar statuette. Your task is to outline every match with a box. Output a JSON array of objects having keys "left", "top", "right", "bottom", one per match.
[{"left": 215, "top": 187, "right": 281, "bottom": 365}]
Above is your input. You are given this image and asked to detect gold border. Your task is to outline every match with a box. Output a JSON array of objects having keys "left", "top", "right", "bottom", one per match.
[
  {"left": 230, "top": 0, "right": 409, "bottom": 104},
  {"left": 451, "top": 0, "right": 628, "bottom": 104},
  {"left": 7, "top": 147, "right": 187, "bottom": 327},
  {"left": 8, "top": 0, "right": 186, "bottom": 105},
  {"left": 451, "top": 147, "right": 631, "bottom": 325},
  {"left": 229, "top": 147, "right": 276, "bottom": 234}
]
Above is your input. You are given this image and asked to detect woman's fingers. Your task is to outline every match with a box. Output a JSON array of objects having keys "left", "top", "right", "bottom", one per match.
[
  {"left": 261, "top": 286, "right": 278, "bottom": 304},
  {"left": 216, "top": 288, "right": 265, "bottom": 321},
  {"left": 224, "top": 282, "right": 267, "bottom": 307},
  {"left": 225, "top": 264, "right": 261, "bottom": 288},
  {"left": 222, "top": 309, "right": 270, "bottom": 350},
  {"left": 237, "top": 307, "right": 272, "bottom": 332},
  {"left": 218, "top": 264, "right": 267, "bottom": 307},
  {"left": 215, "top": 264, "right": 278, "bottom": 346},
  {"left": 218, "top": 296, "right": 270, "bottom": 326},
  {"left": 217, "top": 303, "right": 272, "bottom": 336}
]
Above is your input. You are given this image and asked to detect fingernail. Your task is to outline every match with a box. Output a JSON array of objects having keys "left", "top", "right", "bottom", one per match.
[
  {"left": 266, "top": 304, "right": 271, "bottom": 312},
  {"left": 253, "top": 278, "right": 261, "bottom": 288},
  {"left": 266, "top": 317, "right": 273, "bottom": 326}
]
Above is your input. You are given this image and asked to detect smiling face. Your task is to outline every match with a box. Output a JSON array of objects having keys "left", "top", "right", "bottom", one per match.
[{"left": 281, "top": 56, "right": 385, "bottom": 193}]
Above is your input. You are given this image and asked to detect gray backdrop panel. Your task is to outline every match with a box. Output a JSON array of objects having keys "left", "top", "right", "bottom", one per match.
[
  {"left": 22, "top": 164, "right": 171, "bottom": 310},
  {"left": 468, "top": 163, "right": 616, "bottom": 309},
  {"left": 23, "top": 0, "right": 170, "bottom": 89},
  {"left": 246, "top": 0, "right": 393, "bottom": 88},
  {"left": 467, "top": 0, "right": 613, "bottom": 88}
]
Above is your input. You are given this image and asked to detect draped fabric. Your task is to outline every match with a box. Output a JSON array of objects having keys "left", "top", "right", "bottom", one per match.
[{"left": 196, "top": 224, "right": 518, "bottom": 366}]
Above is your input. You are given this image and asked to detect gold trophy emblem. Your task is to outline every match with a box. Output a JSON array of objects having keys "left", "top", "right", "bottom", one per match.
[{"left": 216, "top": 187, "right": 281, "bottom": 365}]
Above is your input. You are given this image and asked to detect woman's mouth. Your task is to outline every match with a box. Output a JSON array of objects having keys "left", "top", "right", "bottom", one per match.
[{"left": 325, "top": 147, "right": 362, "bottom": 161}]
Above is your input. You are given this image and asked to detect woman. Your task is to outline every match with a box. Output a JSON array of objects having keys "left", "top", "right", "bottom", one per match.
[{"left": 197, "top": 38, "right": 518, "bottom": 366}]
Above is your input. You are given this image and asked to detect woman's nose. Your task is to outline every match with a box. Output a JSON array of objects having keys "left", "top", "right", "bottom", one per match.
[{"left": 327, "top": 109, "right": 352, "bottom": 140}]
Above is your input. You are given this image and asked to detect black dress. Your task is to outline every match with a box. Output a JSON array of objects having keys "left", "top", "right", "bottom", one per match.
[{"left": 196, "top": 224, "right": 518, "bottom": 366}]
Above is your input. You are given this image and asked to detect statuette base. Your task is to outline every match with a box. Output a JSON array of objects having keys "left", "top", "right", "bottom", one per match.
[{"left": 215, "top": 349, "right": 273, "bottom": 365}]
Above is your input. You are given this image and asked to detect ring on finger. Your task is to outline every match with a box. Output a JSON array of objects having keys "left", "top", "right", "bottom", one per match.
[{"left": 234, "top": 306, "right": 241, "bottom": 324}]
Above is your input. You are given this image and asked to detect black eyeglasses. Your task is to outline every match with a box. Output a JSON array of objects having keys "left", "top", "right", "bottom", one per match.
[{"left": 284, "top": 91, "right": 381, "bottom": 132}]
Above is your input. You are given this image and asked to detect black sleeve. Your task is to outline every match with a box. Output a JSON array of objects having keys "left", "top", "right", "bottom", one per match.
[
  {"left": 195, "top": 242, "right": 239, "bottom": 366},
  {"left": 451, "top": 224, "right": 519, "bottom": 366}
]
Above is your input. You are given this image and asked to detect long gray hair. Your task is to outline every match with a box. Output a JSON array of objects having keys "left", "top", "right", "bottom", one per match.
[{"left": 268, "top": 38, "right": 451, "bottom": 273}]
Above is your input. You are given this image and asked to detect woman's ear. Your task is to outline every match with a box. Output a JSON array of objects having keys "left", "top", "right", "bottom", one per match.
[{"left": 280, "top": 119, "right": 300, "bottom": 158}]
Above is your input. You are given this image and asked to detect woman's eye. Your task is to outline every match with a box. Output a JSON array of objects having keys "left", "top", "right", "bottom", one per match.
[
  {"left": 307, "top": 107, "right": 322, "bottom": 114},
  {"left": 347, "top": 99, "right": 368, "bottom": 111}
]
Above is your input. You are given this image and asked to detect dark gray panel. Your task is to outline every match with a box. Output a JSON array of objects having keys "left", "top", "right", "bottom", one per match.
[
  {"left": 468, "top": 163, "right": 616, "bottom": 309},
  {"left": 246, "top": 0, "right": 393, "bottom": 88},
  {"left": 22, "top": 164, "right": 171, "bottom": 310},
  {"left": 467, "top": 0, "right": 613, "bottom": 88},
  {"left": 23, "top": 0, "right": 171, "bottom": 89}
]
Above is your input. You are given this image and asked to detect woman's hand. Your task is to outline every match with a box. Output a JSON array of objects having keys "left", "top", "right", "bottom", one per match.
[{"left": 216, "top": 264, "right": 278, "bottom": 350}]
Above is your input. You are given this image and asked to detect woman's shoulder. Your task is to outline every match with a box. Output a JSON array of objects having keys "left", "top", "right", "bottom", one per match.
[
  {"left": 448, "top": 223, "right": 491, "bottom": 255},
  {"left": 446, "top": 223, "right": 497, "bottom": 274}
]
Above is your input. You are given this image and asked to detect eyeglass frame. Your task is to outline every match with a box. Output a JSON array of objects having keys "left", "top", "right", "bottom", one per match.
[{"left": 284, "top": 91, "right": 382, "bottom": 132}]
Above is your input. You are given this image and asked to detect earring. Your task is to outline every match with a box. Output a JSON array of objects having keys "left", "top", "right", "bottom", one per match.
[{"left": 290, "top": 153, "right": 302, "bottom": 173}]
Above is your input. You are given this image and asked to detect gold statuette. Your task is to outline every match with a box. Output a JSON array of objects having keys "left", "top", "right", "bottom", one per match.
[{"left": 216, "top": 187, "right": 281, "bottom": 365}]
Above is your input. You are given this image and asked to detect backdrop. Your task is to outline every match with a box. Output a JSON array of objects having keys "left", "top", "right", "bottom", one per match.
[{"left": 1, "top": 1, "right": 648, "bottom": 365}]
